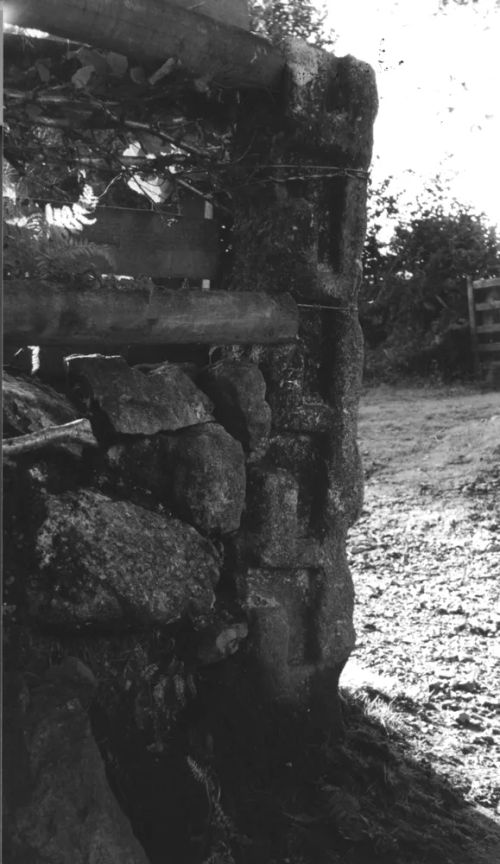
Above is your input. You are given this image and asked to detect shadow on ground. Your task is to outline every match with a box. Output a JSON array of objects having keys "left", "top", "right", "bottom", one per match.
[{"left": 98, "top": 663, "right": 500, "bottom": 864}]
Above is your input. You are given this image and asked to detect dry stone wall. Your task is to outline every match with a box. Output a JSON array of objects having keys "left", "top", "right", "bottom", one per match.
[
  {"left": 3, "top": 39, "right": 377, "bottom": 864},
  {"left": 225, "top": 40, "right": 378, "bottom": 712}
]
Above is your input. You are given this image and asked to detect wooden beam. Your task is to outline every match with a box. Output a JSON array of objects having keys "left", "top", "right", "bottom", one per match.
[
  {"left": 475, "top": 301, "right": 500, "bottom": 311},
  {"left": 7, "top": 0, "right": 284, "bottom": 90},
  {"left": 168, "top": 0, "right": 249, "bottom": 30},
  {"left": 472, "top": 277, "right": 500, "bottom": 290},
  {"left": 4, "top": 280, "right": 298, "bottom": 346},
  {"left": 467, "top": 276, "right": 480, "bottom": 376}
]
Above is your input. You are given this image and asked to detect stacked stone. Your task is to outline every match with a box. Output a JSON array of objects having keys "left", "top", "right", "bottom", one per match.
[
  {"left": 4, "top": 46, "right": 377, "bottom": 721},
  {"left": 3, "top": 25, "right": 378, "bottom": 864}
]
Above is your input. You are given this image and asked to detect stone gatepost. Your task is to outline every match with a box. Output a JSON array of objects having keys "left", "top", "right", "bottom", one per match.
[{"left": 228, "top": 40, "right": 378, "bottom": 723}]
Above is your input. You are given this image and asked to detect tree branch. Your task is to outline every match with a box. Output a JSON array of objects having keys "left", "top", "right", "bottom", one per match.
[{"left": 3, "top": 418, "right": 98, "bottom": 456}]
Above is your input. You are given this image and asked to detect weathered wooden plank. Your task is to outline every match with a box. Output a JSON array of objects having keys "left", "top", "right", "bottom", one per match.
[
  {"left": 4, "top": 280, "right": 299, "bottom": 346},
  {"left": 169, "top": 0, "right": 249, "bottom": 30},
  {"left": 82, "top": 207, "right": 218, "bottom": 279},
  {"left": 476, "top": 324, "right": 500, "bottom": 334},
  {"left": 8, "top": 0, "right": 283, "bottom": 89},
  {"left": 475, "top": 301, "right": 500, "bottom": 311},
  {"left": 472, "top": 277, "right": 500, "bottom": 290},
  {"left": 467, "top": 276, "right": 480, "bottom": 376}
]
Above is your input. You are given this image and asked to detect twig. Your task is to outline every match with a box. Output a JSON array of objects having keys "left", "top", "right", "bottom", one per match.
[
  {"left": 100, "top": 105, "right": 212, "bottom": 160},
  {"left": 176, "top": 178, "right": 233, "bottom": 214},
  {"left": 5, "top": 88, "right": 120, "bottom": 109},
  {"left": 3, "top": 418, "right": 98, "bottom": 455}
]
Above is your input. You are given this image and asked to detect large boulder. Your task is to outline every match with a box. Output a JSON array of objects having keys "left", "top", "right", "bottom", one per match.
[
  {"left": 164, "top": 423, "right": 246, "bottom": 534},
  {"left": 65, "top": 354, "right": 213, "bottom": 435},
  {"left": 26, "top": 489, "right": 220, "bottom": 628},
  {"left": 3, "top": 658, "right": 150, "bottom": 864},
  {"left": 106, "top": 435, "right": 169, "bottom": 501},
  {"left": 107, "top": 424, "right": 247, "bottom": 533}
]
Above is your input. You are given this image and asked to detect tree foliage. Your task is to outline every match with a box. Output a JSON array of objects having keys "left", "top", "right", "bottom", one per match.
[
  {"left": 361, "top": 179, "right": 499, "bottom": 379},
  {"left": 2, "top": 9, "right": 337, "bottom": 288},
  {"left": 440, "top": 1, "right": 482, "bottom": 6},
  {"left": 249, "top": 0, "right": 335, "bottom": 48}
]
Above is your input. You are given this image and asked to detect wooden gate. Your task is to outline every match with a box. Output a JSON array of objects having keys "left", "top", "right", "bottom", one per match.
[{"left": 467, "top": 277, "right": 500, "bottom": 381}]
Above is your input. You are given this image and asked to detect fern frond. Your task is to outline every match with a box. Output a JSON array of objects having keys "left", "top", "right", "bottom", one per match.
[
  {"left": 79, "top": 183, "right": 99, "bottom": 210},
  {"left": 187, "top": 755, "right": 207, "bottom": 786},
  {"left": 186, "top": 756, "right": 236, "bottom": 838},
  {"left": 45, "top": 201, "right": 97, "bottom": 235},
  {"left": 4, "top": 181, "right": 110, "bottom": 281},
  {"left": 46, "top": 238, "right": 115, "bottom": 278}
]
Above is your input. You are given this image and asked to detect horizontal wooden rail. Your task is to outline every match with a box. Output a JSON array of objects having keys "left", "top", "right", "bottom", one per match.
[
  {"left": 4, "top": 280, "right": 299, "bottom": 346},
  {"left": 467, "top": 276, "right": 500, "bottom": 376},
  {"left": 476, "top": 324, "right": 500, "bottom": 334},
  {"left": 477, "top": 344, "right": 500, "bottom": 354},
  {"left": 7, "top": 0, "right": 285, "bottom": 89},
  {"left": 472, "top": 277, "right": 500, "bottom": 290},
  {"left": 168, "top": 0, "right": 249, "bottom": 30},
  {"left": 475, "top": 301, "right": 500, "bottom": 311}
]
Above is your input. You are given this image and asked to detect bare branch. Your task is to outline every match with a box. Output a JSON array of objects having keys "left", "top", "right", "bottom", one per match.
[{"left": 3, "top": 418, "right": 98, "bottom": 456}]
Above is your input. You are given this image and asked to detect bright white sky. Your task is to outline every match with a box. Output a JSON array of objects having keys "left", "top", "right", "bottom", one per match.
[{"left": 324, "top": 0, "right": 500, "bottom": 229}]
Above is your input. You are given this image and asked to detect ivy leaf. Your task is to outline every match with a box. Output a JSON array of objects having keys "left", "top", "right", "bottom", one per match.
[
  {"left": 127, "top": 173, "right": 174, "bottom": 204},
  {"left": 71, "top": 65, "right": 95, "bottom": 90},
  {"left": 75, "top": 47, "right": 109, "bottom": 77},
  {"left": 136, "top": 132, "right": 165, "bottom": 155},
  {"left": 106, "top": 52, "right": 128, "bottom": 78},
  {"left": 35, "top": 60, "right": 51, "bottom": 83},
  {"left": 193, "top": 76, "right": 210, "bottom": 93},
  {"left": 130, "top": 66, "right": 147, "bottom": 85}
]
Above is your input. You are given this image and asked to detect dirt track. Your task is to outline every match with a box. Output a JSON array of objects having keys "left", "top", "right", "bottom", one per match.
[
  {"left": 343, "top": 385, "right": 500, "bottom": 814},
  {"left": 356, "top": 386, "right": 500, "bottom": 495}
]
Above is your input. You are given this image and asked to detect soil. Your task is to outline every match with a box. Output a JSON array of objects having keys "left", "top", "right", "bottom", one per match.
[{"left": 342, "top": 385, "right": 500, "bottom": 841}]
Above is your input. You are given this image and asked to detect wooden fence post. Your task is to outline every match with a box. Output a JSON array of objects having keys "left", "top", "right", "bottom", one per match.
[{"left": 467, "top": 276, "right": 480, "bottom": 376}]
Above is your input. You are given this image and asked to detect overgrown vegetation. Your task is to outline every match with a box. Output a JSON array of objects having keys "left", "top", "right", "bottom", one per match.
[
  {"left": 249, "top": 0, "right": 335, "bottom": 48},
  {"left": 2, "top": 8, "right": 337, "bottom": 290},
  {"left": 361, "top": 178, "right": 499, "bottom": 382},
  {"left": 3, "top": 25, "right": 240, "bottom": 286},
  {"left": 6, "top": 13, "right": 497, "bottom": 383},
  {"left": 3, "top": 161, "right": 115, "bottom": 281}
]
